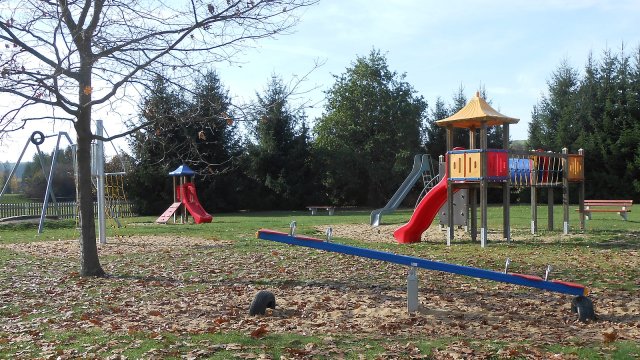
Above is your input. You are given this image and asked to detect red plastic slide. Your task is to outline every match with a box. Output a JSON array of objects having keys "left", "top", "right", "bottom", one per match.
[
  {"left": 393, "top": 177, "right": 457, "bottom": 244},
  {"left": 179, "top": 182, "right": 212, "bottom": 224}
]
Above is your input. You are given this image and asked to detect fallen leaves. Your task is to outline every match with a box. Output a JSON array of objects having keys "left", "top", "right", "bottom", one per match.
[
  {"left": 250, "top": 324, "right": 268, "bottom": 338},
  {"left": 603, "top": 327, "right": 618, "bottom": 343},
  {"left": 0, "top": 231, "right": 638, "bottom": 358}
]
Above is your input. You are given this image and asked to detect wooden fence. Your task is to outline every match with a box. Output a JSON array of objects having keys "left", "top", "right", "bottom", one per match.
[{"left": 0, "top": 201, "right": 136, "bottom": 219}]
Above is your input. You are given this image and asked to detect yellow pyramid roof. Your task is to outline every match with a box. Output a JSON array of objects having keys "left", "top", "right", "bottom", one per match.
[{"left": 436, "top": 92, "right": 519, "bottom": 128}]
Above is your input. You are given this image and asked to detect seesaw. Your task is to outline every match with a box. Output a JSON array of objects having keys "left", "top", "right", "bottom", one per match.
[{"left": 250, "top": 224, "right": 595, "bottom": 322}]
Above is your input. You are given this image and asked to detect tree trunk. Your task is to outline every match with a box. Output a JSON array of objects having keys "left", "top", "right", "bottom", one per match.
[{"left": 75, "top": 56, "right": 105, "bottom": 277}]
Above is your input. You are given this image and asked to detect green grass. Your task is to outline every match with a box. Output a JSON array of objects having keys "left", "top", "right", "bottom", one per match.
[
  {"left": 548, "top": 341, "right": 640, "bottom": 360},
  {"left": 0, "top": 204, "right": 638, "bottom": 359},
  {"left": 0, "top": 193, "right": 32, "bottom": 203}
]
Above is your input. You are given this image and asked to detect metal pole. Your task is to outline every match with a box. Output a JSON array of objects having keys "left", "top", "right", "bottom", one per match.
[
  {"left": 0, "top": 139, "right": 31, "bottom": 199},
  {"left": 96, "top": 120, "right": 107, "bottom": 244},
  {"left": 407, "top": 265, "right": 418, "bottom": 313},
  {"left": 36, "top": 144, "right": 58, "bottom": 206},
  {"left": 38, "top": 134, "right": 62, "bottom": 234}
]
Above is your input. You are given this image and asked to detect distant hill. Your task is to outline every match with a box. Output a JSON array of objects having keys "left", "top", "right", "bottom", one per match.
[{"left": 510, "top": 139, "right": 529, "bottom": 151}]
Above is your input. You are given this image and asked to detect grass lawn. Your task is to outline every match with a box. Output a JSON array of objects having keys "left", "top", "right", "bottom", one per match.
[
  {"left": 0, "top": 193, "right": 32, "bottom": 204},
  {"left": 0, "top": 205, "right": 638, "bottom": 359}
]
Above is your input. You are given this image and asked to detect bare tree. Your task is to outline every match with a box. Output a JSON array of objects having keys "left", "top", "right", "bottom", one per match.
[{"left": 0, "top": 0, "right": 318, "bottom": 276}]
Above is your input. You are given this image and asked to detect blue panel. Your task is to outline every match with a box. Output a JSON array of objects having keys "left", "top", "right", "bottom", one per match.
[
  {"left": 509, "top": 158, "right": 532, "bottom": 185},
  {"left": 256, "top": 230, "right": 586, "bottom": 297}
]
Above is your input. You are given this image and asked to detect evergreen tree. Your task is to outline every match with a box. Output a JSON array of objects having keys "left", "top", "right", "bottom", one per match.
[
  {"left": 528, "top": 60, "right": 580, "bottom": 151},
  {"left": 189, "top": 71, "right": 240, "bottom": 173},
  {"left": 314, "top": 49, "right": 426, "bottom": 206},
  {"left": 630, "top": 47, "right": 640, "bottom": 194},
  {"left": 449, "top": 85, "right": 471, "bottom": 148},
  {"left": 423, "top": 97, "right": 449, "bottom": 158},
  {"left": 529, "top": 46, "right": 640, "bottom": 200},
  {"left": 127, "top": 75, "right": 188, "bottom": 215},
  {"left": 245, "top": 75, "right": 320, "bottom": 209},
  {"left": 188, "top": 71, "right": 249, "bottom": 211}
]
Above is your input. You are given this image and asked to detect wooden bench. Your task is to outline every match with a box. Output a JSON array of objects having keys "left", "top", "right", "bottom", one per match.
[
  {"left": 578, "top": 200, "right": 633, "bottom": 220},
  {"left": 307, "top": 206, "right": 335, "bottom": 215}
]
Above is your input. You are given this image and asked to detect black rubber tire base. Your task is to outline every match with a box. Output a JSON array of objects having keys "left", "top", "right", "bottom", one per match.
[
  {"left": 571, "top": 296, "right": 596, "bottom": 322},
  {"left": 249, "top": 290, "right": 276, "bottom": 316}
]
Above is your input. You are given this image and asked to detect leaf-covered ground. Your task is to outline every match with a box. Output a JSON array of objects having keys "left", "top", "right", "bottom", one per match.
[{"left": 1, "top": 224, "right": 639, "bottom": 359}]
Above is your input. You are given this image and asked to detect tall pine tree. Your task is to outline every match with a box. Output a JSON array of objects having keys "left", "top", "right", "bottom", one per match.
[
  {"left": 245, "top": 75, "right": 320, "bottom": 209},
  {"left": 529, "top": 46, "right": 640, "bottom": 200},
  {"left": 127, "top": 75, "right": 187, "bottom": 214}
]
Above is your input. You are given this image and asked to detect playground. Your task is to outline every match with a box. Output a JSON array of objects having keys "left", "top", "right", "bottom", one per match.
[
  {"left": 0, "top": 208, "right": 638, "bottom": 359},
  {"left": 0, "top": 94, "right": 638, "bottom": 358}
]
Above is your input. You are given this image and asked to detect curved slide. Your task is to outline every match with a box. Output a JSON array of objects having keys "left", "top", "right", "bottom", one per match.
[
  {"left": 393, "top": 177, "right": 457, "bottom": 244},
  {"left": 181, "top": 183, "right": 212, "bottom": 224},
  {"left": 370, "top": 154, "right": 432, "bottom": 226}
]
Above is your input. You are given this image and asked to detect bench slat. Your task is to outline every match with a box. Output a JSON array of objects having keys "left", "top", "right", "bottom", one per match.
[
  {"left": 578, "top": 200, "right": 633, "bottom": 220},
  {"left": 584, "top": 200, "right": 632, "bottom": 205}
]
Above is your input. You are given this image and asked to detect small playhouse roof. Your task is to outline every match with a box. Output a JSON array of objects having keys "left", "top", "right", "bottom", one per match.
[
  {"left": 169, "top": 164, "right": 195, "bottom": 176},
  {"left": 436, "top": 92, "right": 519, "bottom": 128}
]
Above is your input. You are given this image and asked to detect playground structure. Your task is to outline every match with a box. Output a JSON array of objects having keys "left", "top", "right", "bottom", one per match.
[
  {"left": 156, "top": 164, "right": 212, "bottom": 224},
  {"left": 0, "top": 120, "right": 132, "bottom": 239},
  {"left": 92, "top": 120, "right": 134, "bottom": 243},
  {"left": 255, "top": 226, "right": 595, "bottom": 322},
  {"left": 0, "top": 130, "right": 76, "bottom": 233},
  {"left": 251, "top": 92, "right": 595, "bottom": 322},
  {"left": 394, "top": 92, "right": 586, "bottom": 246},
  {"left": 370, "top": 154, "right": 437, "bottom": 226},
  {"left": 370, "top": 154, "right": 470, "bottom": 229},
  {"left": 435, "top": 157, "right": 469, "bottom": 229},
  {"left": 102, "top": 173, "right": 129, "bottom": 224}
]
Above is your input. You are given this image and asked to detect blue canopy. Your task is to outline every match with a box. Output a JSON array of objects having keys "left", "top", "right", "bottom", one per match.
[{"left": 168, "top": 164, "right": 195, "bottom": 176}]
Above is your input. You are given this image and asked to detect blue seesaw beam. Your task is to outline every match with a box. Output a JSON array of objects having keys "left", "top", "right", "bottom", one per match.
[{"left": 256, "top": 229, "right": 588, "bottom": 297}]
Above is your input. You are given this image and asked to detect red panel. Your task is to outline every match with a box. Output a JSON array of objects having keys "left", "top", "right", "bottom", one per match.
[{"left": 487, "top": 150, "right": 508, "bottom": 178}]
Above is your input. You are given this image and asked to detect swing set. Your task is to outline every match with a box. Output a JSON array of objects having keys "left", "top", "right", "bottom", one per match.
[{"left": 0, "top": 120, "right": 131, "bottom": 238}]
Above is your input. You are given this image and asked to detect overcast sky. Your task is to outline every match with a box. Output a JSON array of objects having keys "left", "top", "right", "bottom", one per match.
[{"left": 2, "top": 0, "right": 639, "bottom": 163}]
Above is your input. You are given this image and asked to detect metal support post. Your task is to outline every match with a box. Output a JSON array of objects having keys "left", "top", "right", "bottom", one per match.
[
  {"left": 96, "top": 120, "right": 107, "bottom": 244},
  {"left": 407, "top": 265, "right": 418, "bottom": 313}
]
